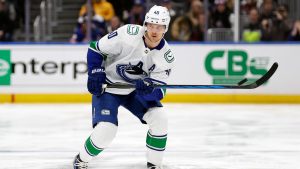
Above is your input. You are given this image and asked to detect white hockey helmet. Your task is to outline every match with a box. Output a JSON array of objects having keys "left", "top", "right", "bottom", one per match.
[{"left": 143, "top": 5, "right": 171, "bottom": 33}]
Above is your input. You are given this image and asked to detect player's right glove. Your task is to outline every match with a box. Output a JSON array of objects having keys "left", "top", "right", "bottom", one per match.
[{"left": 87, "top": 67, "right": 106, "bottom": 96}]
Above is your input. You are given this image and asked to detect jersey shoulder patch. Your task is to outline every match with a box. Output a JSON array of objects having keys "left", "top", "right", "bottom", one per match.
[
  {"left": 164, "top": 49, "right": 175, "bottom": 63},
  {"left": 126, "top": 24, "right": 142, "bottom": 35},
  {"left": 153, "top": 46, "right": 175, "bottom": 71}
]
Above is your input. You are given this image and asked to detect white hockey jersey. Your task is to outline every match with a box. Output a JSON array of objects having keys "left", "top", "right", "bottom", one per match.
[{"left": 94, "top": 24, "right": 175, "bottom": 95}]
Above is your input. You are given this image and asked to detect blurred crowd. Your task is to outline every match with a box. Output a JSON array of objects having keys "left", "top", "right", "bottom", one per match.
[
  {"left": 240, "top": 0, "right": 299, "bottom": 42},
  {"left": 0, "top": 0, "right": 300, "bottom": 42},
  {"left": 69, "top": 0, "right": 300, "bottom": 43},
  {"left": 0, "top": 0, "right": 23, "bottom": 41},
  {"left": 69, "top": 0, "right": 207, "bottom": 43}
]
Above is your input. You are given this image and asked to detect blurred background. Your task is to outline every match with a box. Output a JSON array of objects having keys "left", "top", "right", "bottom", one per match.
[
  {"left": 1, "top": 0, "right": 300, "bottom": 43},
  {"left": 0, "top": 0, "right": 299, "bottom": 103},
  {"left": 1, "top": 1, "right": 300, "bottom": 168}
]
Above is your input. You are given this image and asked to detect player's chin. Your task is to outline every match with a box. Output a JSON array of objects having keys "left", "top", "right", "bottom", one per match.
[
  {"left": 152, "top": 37, "right": 161, "bottom": 42},
  {"left": 152, "top": 38, "right": 159, "bottom": 42}
]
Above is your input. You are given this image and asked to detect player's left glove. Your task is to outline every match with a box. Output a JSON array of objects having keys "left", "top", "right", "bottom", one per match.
[{"left": 135, "top": 78, "right": 166, "bottom": 101}]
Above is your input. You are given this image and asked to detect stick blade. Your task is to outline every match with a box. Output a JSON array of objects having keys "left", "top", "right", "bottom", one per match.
[
  {"left": 245, "top": 62, "right": 279, "bottom": 89},
  {"left": 238, "top": 78, "right": 248, "bottom": 86}
]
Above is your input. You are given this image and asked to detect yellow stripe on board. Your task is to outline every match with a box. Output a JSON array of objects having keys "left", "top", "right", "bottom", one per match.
[
  {"left": 0, "top": 94, "right": 92, "bottom": 103},
  {"left": 0, "top": 94, "right": 12, "bottom": 103},
  {"left": 162, "top": 94, "right": 300, "bottom": 104},
  {"left": 0, "top": 94, "right": 300, "bottom": 103}
]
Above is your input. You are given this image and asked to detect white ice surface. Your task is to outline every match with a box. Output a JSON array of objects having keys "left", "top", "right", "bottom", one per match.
[{"left": 0, "top": 103, "right": 300, "bottom": 169}]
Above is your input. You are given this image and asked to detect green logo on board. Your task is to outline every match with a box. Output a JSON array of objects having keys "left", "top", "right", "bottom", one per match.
[
  {"left": 0, "top": 50, "right": 11, "bottom": 85},
  {"left": 205, "top": 50, "right": 269, "bottom": 85}
]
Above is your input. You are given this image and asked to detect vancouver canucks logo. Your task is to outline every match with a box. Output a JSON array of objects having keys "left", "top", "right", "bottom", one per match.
[
  {"left": 116, "top": 61, "right": 148, "bottom": 83},
  {"left": 127, "top": 25, "right": 139, "bottom": 35},
  {"left": 164, "top": 49, "right": 174, "bottom": 63}
]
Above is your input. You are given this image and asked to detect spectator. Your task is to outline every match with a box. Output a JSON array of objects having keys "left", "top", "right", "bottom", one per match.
[
  {"left": 259, "top": 0, "right": 275, "bottom": 21},
  {"left": 260, "top": 3, "right": 292, "bottom": 41},
  {"left": 4, "top": 0, "right": 16, "bottom": 24},
  {"left": 70, "top": 15, "right": 107, "bottom": 43},
  {"left": 193, "top": 12, "right": 205, "bottom": 41},
  {"left": 79, "top": 0, "right": 115, "bottom": 22},
  {"left": 171, "top": 0, "right": 204, "bottom": 41},
  {"left": 0, "top": 0, "right": 14, "bottom": 41},
  {"left": 271, "top": 4, "right": 292, "bottom": 40},
  {"left": 107, "top": 0, "right": 133, "bottom": 23},
  {"left": 185, "top": 0, "right": 201, "bottom": 12},
  {"left": 73, "top": 0, "right": 114, "bottom": 43},
  {"left": 125, "top": 0, "right": 145, "bottom": 25},
  {"left": 171, "top": 15, "right": 193, "bottom": 41},
  {"left": 226, "top": 0, "right": 234, "bottom": 13},
  {"left": 210, "top": 0, "right": 232, "bottom": 28},
  {"left": 186, "top": 0, "right": 205, "bottom": 41},
  {"left": 288, "top": 20, "right": 300, "bottom": 41},
  {"left": 242, "top": 8, "right": 261, "bottom": 42},
  {"left": 259, "top": 0, "right": 275, "bottom": 41},
  {"left": 8, "top": 0, "right": 23, "bottom": 30},
  {"left": 160, "top": 0, "right": 177, "bottom": 41},
  {"left": 260, "top": 19, "right": 273, "bottom": 41},
  {"left": 241, "top": 0, "right": 258, "bottom": 15},
  {"left": 107, "top": 15, "right": 122, "bottom": 32},
  {"left": 187, "top": 0, "right": 204, "bottom": 27}
]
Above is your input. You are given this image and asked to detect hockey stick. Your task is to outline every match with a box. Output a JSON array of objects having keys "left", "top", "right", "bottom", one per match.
[{"left": 107, "top": 62, "right": 278, "bottom": 89}]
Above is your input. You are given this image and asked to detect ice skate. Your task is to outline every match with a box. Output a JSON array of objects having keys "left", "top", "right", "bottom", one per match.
[
  {"left": 147, "top": 162, "right": 163, "bottom": 169},
  {"left": 73, "top": 154, "right": 88, "bottom": 169}
]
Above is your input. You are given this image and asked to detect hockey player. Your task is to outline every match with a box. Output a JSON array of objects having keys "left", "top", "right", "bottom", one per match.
[{"left": 73, "top": 5, "right": 175, "bottom": 169}]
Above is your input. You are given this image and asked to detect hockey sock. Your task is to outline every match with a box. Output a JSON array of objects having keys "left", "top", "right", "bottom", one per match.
[
  {"left": 146, "top": 130, "right": 167, "bottom": 166},
  {"left": 146, "top": 131, "right": 167, "bottom": 151},
  {"left": 84, "top": 136, "right": 104, "bottom": 157},
  {"left": 143, "top": 107, "right": 168, "bottom": 165},
  {"left": 79, "top": 122, "right": 117, "bottom": 162}
]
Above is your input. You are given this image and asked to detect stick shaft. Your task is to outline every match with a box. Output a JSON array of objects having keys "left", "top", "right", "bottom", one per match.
[{"left": 107, "top": 62, "right": 278, "bottom": 89}]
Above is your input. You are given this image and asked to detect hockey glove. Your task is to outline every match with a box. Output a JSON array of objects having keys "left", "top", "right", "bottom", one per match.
[
  {"left": 135, "top": 78, "right": 155, "bottom": 96},
  {"left": 135, "top": 78, "right": 167, "bottom": 101},
  {"left": 87, "top": 67, "right": 106, "bottom": 96}
]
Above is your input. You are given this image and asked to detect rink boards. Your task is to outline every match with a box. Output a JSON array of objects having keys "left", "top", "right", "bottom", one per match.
[{"left": 0, "top": 43, "right": 299, "bottom": 103}]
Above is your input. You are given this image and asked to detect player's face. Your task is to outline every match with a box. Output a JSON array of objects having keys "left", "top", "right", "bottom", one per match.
[{"left": 146, "top": 23, "right": 166, "bottom": 42}]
